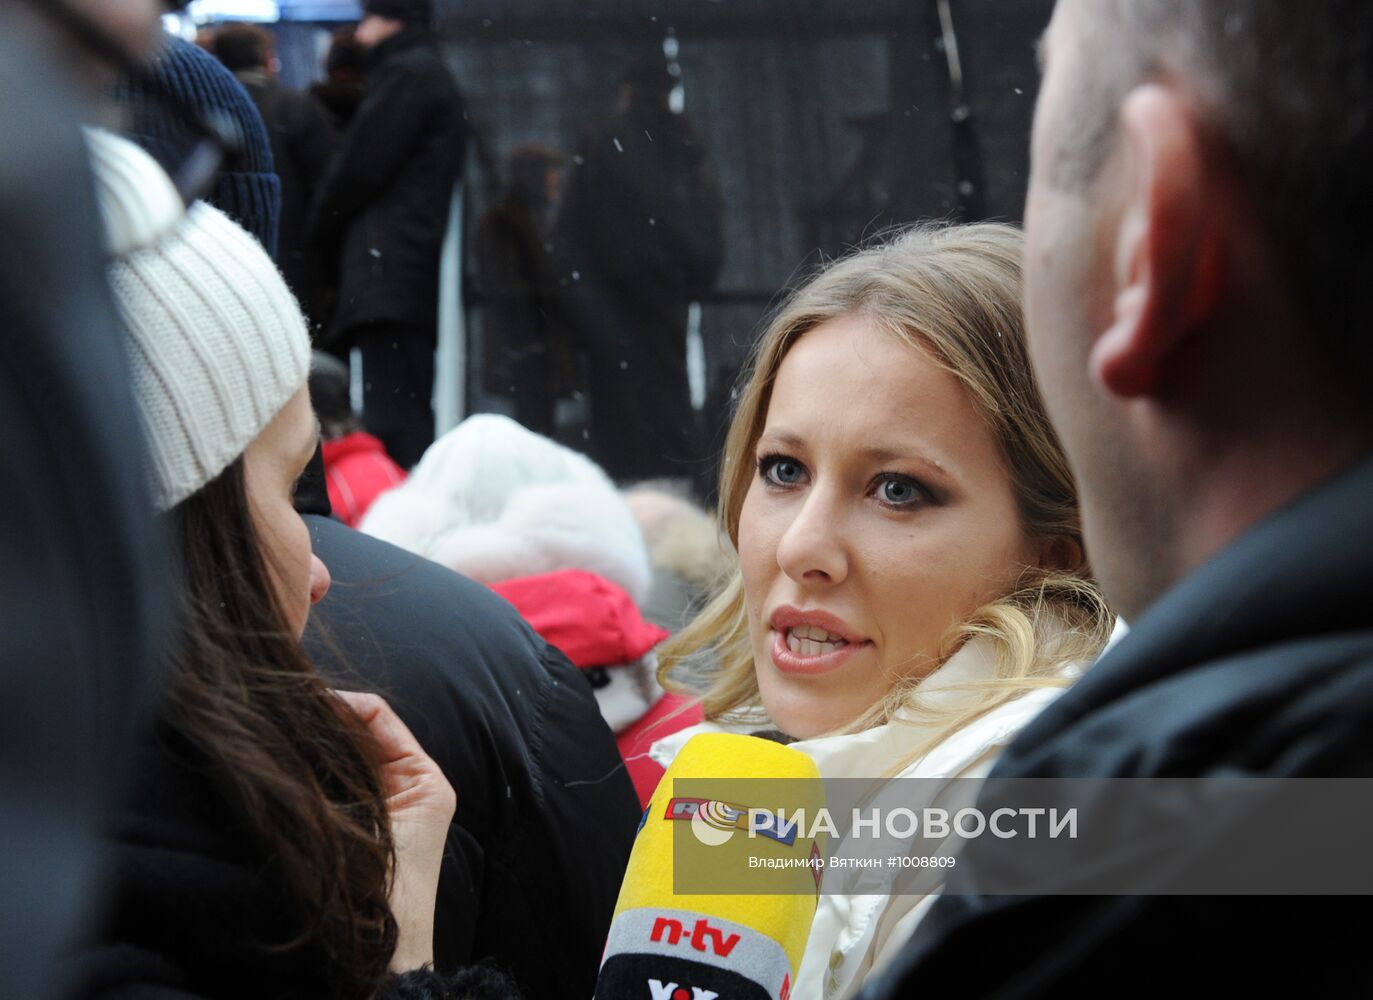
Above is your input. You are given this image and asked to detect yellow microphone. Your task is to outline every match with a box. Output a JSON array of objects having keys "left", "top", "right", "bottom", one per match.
[{"left": 596, "top": 733, "right": 826, "bottom": 1000}]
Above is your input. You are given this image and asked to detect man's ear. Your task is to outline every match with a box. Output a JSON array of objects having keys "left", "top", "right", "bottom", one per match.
[{"left": 1090, "top": 84, "right": 1225, "bottom": 399}]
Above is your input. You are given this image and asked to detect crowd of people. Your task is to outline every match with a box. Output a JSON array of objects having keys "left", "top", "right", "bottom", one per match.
[
  {"left": 4, "top": 0, "right": 1373, "bottom": 998},
  {"left": 187, "top": 0, "right": 724, "bottom": 486}
]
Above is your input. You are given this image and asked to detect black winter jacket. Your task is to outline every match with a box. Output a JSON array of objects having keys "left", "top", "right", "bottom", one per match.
[
  {"left": 72, "top": 517, "right": 638, "bottom": 999},
  {"left": 311, "top": 28, "right": 465, "bottom": 340},
  {"left": 235, "top": 69, "right": 334, "bottom": 321},
  {"left": 72, "top": 718, "right": 524, "bottom": 1000},
  {"left": 1, "top": 24, "right": 169, "bottom": 996},
  {"left": 867, "top": 451, "right": 1373, "bottom": 998},
  {"left": 304, "top": 516, "right": 640, "bottom": 998}
]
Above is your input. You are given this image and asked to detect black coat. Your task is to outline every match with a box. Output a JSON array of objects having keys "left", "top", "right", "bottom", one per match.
[
  {"left": 72, "top": 517, "right": 638, "bottom": 999},
  {"left": 311, "top": 28, "right": 465, "bottom": 340},
  {"left": 73, "top": 718, "right": 522, "bottom": 1000},
  {"left": 866, "top": 451, "right": 1373, "bottom": 998},
  {"left": 474, "top": 195, "right": 562, "bottom": 434},
  {"left": 550, "top": 105, "right": 723, "bottom": 482},
  {"left": 304, "top": 516, "right": 641, "bottom": 998},
  {"left": 74, "top": 720, "right": 343, "bottom": 998},
  {"left": 1, "top": 22, "right": 169, "bottom": 998},
  {"left": 235, "top": 69, "right": 334, "bottom": 324}
]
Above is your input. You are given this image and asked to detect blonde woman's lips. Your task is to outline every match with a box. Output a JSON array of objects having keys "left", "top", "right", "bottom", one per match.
[{"left": 768, "top": 626, "right": 870, "bottom": 676}]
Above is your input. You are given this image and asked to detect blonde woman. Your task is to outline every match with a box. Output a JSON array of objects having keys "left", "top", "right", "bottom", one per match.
[{"left": 650, "top": 223, "right": 1112, "bottom": 1000}]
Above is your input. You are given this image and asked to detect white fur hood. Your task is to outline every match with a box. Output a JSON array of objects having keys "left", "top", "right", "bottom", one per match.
[{"left": 359, "top": 414, "right": 653, "bottom": 604}]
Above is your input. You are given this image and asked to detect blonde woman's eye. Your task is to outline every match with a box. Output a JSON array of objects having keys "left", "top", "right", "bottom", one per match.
[
  {"left": 759, "top": 454, "right": 807, "bottom": 487},
  {"left": 875, "top": 474, "right": 927, "bottom": 507}
]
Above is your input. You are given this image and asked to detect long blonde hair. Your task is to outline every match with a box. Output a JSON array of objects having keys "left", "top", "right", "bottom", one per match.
[{"left": 659, "top": 223, "right": 1112, "bottom": 758}]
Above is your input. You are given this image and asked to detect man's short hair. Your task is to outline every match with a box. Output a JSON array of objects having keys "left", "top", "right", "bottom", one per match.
[
  {"left": 1060, "top": 0, "right": 1373, "bottom": 405},
  {"left": 212, "top": 23, "right": 273, "bottom": 73}
]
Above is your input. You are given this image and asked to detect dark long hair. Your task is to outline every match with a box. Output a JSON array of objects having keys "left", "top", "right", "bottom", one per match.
[{"left": 165, "top": 456, "right": 397, "bottom": 998}]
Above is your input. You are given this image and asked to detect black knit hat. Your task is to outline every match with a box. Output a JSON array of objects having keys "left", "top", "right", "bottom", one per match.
[
  {"left": 362, "top": 0, "right": 433, "bottom": 25},
  {"left": 116, "top": 35, "right": 281, "bottom": 258}
]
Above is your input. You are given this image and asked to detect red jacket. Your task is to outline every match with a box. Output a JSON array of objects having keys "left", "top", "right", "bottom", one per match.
[{"left": 321, "top": 431, "right": 406, "bottom": 527}]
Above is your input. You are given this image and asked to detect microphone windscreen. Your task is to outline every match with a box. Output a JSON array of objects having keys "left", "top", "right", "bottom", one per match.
[{"left": 597, "top": 733, "right": 826, "bottom": 1000}]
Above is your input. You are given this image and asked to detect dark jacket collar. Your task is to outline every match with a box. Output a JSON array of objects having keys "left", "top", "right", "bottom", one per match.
[{"left": 1010, "top": 448, "right": 1373, "bottom": 751}]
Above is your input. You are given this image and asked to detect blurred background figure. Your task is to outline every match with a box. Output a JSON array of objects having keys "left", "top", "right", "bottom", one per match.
[
  {"left": 117, "top": 34, "right": 281, "bottom": 257},
  {"left": 551, "top": 52, "right": 724, "bottom": 486},
  {"left": 309, "top": 350, "right": 407, "bottom": 527},
  {"left": 310, "top": 0, "right": 467, "bottom": 470},
  {"left": 310, "top": 26, "right": 368, "bottom": 131},
  {"left": 360, "top": 414, "right": 705, "bottom": 805},
  {"left": 622, "top": 481, "right": 731, "bottom": 635},
  {"left": 211, "top": 22, "right": 335, "bottom": 331},
  {"left": 1, "top": 2, "right": 173, "bottom": 996},
  {"left": 474, "top": 143, "right": 567, "bottom": 436}
]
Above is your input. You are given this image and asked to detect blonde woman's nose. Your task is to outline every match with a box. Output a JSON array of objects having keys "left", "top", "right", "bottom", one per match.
[{"left": 774, "top": 491, "right": 849, "bottom": 586}]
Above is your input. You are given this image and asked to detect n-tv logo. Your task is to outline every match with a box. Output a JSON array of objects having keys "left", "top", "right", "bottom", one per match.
[
  {"left": 650, "top": 916, "right": 739, "bottom": 957},
  {"left": 648, "top": 981, "right": 718, "bottom": 1000}
]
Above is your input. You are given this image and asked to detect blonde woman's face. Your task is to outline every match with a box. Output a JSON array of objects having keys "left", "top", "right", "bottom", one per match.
[{"left": 737, "top": 314, "right": 1036, "bottom": 739}]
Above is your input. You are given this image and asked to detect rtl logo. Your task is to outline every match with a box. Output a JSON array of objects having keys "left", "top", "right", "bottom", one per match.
[{"left": 647, "top": 981, "right": 718, "bottom": 1000}]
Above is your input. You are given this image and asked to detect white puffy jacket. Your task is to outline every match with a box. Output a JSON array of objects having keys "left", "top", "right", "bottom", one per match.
[{"left": 651, "top": 635, "right": 1083, "bottom": 1000}]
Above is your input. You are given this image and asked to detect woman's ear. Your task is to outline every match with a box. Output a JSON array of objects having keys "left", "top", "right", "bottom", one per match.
[{"left": 1036, "top": 535, "right": 1085, "bottom": 575}]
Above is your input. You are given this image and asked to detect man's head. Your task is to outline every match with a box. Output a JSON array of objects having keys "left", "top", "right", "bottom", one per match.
[
  {"left": 212, "top": 23, "right": 274, "bottom": 75},
  {"left": 355, "top": 0, "right": 430, "bottom": 49},
  {"left": 15, "top": 0, "right": 171, "bottom": 91},
  {"left": 1025, "top": 0, "right": 1373, "bottom": 618},
  {"left": 618, "top": 54, "right": 675, "bottom": 114}
]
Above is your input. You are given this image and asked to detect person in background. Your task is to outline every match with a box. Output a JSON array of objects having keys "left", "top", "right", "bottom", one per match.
[
  {"left": 361, "top": 413, "right": 713, "bottom": 807},
  {"left": 652, "top": 224, "right": 1112, "bottom": 998},
  {"left": 75, "top": 129, "right": 513, "bottom": 1000},
  {"left": 310, "top": 0, "right": 467, "bottom": 469},
  {"left": 0, "top": 2, "right": 172, "bottom": 995},
  {"left": 211, "top": 22, "right": 334, "bottom": 331},
  {"left": 551, "top": 53, "right": 725, "bottom": 484},
  {"left": 311, "top": 26, "right": 369, "bottom": 131},
  {"left": 360, "top": 413, "right": 654, "bottom": 603},
  {"left": 309, "top": 350, "right": 406, "bottom": 527},
  {"left": 117, "top": 33, "right": 282, "bottom": 257},
  {"left": 118, "top": 45, "right": 640, "bottom": 998},
  {"left": 869, "top": 1, "right": 1373, "bottom": 995},
  {"left": 474, "top": 143, "right": 567, "bottom": 436}
]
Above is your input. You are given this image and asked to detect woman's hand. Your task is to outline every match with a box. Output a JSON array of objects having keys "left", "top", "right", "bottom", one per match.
[{"left": 334, "top": 691, "right": 456, "bottom": 973}]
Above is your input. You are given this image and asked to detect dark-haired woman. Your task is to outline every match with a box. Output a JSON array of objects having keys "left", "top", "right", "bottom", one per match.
[{"left": 75, "top": 130, "right": 516, "bottom": 1000}]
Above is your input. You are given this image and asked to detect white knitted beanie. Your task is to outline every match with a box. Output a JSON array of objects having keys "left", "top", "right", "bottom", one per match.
[
  {"left": 85, "top": 127, "right": 184, "bottom": 257},
  {"left": 93, "top": 134, "right": 310, "bottom": 511}
]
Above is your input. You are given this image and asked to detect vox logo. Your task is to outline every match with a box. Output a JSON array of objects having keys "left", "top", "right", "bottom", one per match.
[{"left": 647, "top": 981, "right": 718, "bottom": 1000}]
